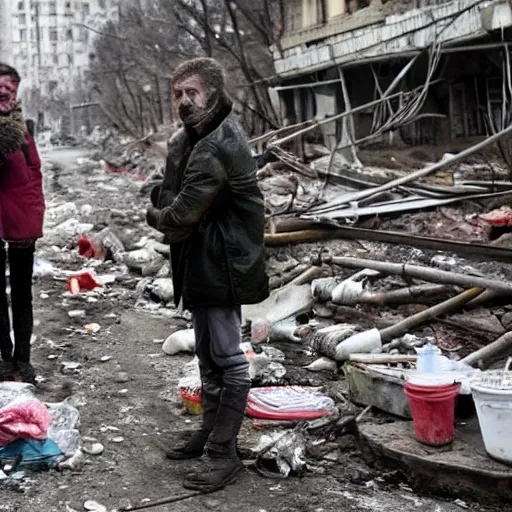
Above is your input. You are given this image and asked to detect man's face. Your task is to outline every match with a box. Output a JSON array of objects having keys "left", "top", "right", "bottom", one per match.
[
  {"left": 173, "top": 75, "right": 208, "bottom": 125},
  {"left": 0, "top": 75, "right": 19, "bottom": 114}
]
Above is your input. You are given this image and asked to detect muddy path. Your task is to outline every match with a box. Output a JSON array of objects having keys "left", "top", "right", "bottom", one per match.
[{"left": 0, "top": 148, "right": 504, "bottom": 512}]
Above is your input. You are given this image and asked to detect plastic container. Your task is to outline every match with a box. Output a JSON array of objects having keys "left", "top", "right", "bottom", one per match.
[
  {"left": 407, "top": 373, "right": 456, "bottom": 387},
  {"left": 179, "top": 387, "right": 201, "bottom": 415},
  {"left": 470, "top": 359, "right": 512, "bottom": 464},
  {"left": 416, "top": 344, "right": 442, "bottom": 373},
  {"left": 404, "top": 381, "right": 460, "bottom": 446}
]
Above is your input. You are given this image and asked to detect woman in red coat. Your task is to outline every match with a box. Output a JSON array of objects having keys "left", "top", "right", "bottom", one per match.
[{"left": 0, "top": 64, "right": 45, "bottom": 383}]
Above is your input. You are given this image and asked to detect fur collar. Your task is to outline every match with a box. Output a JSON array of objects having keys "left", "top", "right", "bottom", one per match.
[{"left": 0, "top": 102, "right": 26, "bottom": 157}]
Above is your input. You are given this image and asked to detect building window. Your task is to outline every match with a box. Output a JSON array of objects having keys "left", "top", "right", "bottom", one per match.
[
  {"left": 98, "top": 0, "right": 106, "bottom": 8},
  {"left": 79, "top": 27, "right": 90, "bottom": 43},
  {"left": 65, "top": 1, "right": 71, "bottom": 7},
  {"left": 327, "top": 0, "right": 346, "bottom": 18},
  {"left": 19, "top": 29, "right": 27, "bottom": 41},
  {"left": 53, "top": 54, "right": 59, "bottom": 65},
  {"left": 18, "top": 1, "right": 24, "bottom": 10},
  {"left": 68, "top": 53, "right": 74, "bottom": 65},
  {"left": 18, "top": 13, "right": 26, "bottom": 25},
  {"left": 302, "top": 0, "right": 325, "bottom": 28},
  {"left": 50, "top": 1, "right": 57, "bottom": 15},
  {"left": 50, "top": 29, "right": 58, "bottom": 41},
  {"left": 66, "top": 29, "right": 73, "bottom": 40},
  {"left": 83, "top": 3, "right": 90, "bottom": 15}
]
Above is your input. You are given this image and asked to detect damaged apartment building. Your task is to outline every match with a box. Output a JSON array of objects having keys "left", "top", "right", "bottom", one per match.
[{"left": 271, "top": 0, "right": 512, "bottom": 162}]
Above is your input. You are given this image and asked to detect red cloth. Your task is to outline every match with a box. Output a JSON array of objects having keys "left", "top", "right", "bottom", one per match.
[
  {"left": 66, "top": 271, "right": 102, "bottom": 293},
  {"left": 78, "top": 235, "right": 95, "bottom": 258},
  {"left": 0, "top": 400, "right": 52, "bottom": 446},
  {"left": 479, "top": 207, "right": 512, "bottom": 226},
  {"left": 0, "top": 134, "right": 45, "bottom": 241}
]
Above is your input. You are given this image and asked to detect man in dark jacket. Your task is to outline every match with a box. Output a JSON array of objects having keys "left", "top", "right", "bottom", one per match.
[{"left": 147, "top": 58, "right": 269, "bottom": 492}]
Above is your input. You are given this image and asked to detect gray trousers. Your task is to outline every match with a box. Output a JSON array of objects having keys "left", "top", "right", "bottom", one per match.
[{"left": 192, "top": 306, "right": 250, "bottom": 391}]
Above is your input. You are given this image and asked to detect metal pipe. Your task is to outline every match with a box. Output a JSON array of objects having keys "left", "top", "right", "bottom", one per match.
[{"left": 271, "top": 79, "right": 444, "bottom": 146}]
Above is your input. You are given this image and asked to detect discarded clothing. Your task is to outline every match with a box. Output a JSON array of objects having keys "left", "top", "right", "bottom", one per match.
[
  {"left": 0, "top": 399, "right": 52, "bottom": 445},
  {"left": 247, "top": 386, "right": 335, "bottom": 420},
  {"left": 0, "top": 438, "right": 62, "bottom": 470}
]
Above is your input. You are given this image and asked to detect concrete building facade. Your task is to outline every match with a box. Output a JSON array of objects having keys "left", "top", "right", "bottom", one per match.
[
  {"left": 0, "top": 0, "right": 14, "bottom": 63},
  {"left": 271, "top": 0, "right": 512, "bottom": 157},
  {"left": 10, "top": 0, "right": 120, "bottom": 131}
]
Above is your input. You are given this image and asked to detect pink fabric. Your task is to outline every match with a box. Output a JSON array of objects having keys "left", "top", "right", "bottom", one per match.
[
  {"left": 0, "top": 400, "right": 52, "bottom": 446},
  {"left": 0, "top": 133, "right": 45, "bottom": 241}
]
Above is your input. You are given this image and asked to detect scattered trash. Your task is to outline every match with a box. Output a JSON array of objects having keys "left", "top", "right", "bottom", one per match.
[
  {"left": 304, "top": 357, "right": 337, "bottom": 372},
  {"left": 253, "top": 430, "right": 307, "bottom": 478},
  {"left": 0, "top": 399, "right": 52, "bottom": 446},
  {"left": 471, "top": 359, "right": 512, "bottom": 464},
  {"left": 61, "top": 362, "right": 82, "bottom": 375},
  {"left": 78, "top": 227, "right": 125, "bottom": 261},
  {"left": 84, "top": 500, "right": 107, "bottom": 512},
  {"left": 246, "top": 387, "right": 335, "bottom": 420},
  {"left": 67, "top": 271, "right": 102, "bottom": 295},
  {"left": 33, "top": 259, "right": 56, "bottom": 278},
  {"left": 83, "top": 443, "right": 104, "bottom": 456},
  {"left": 0, "top": 438, "right": 62, "bottom": 470},
  {"left": 162, "top": 329, "right": 195, "bottom": 356},
  {"left": 84, "top": 324, "right": 101, "bottom": 334}
]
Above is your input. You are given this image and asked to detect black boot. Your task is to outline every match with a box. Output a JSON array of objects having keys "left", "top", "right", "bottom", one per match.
[
  {"left": 167, "top": 389, "right": 220, "bottom": 460},
  {"left": 9, "top": 243, "right": 35, "bottom": 365},
  {"left": 183, "top": 383, "right": 250, "bottom": 492},
  {"left": 167, "top": 368, "right": 221, "bottom": 460}
]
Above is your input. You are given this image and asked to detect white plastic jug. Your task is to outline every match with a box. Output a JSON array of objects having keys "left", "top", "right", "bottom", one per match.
[{"left": 471, "top": 359, "right": 512, "bottom": 464}]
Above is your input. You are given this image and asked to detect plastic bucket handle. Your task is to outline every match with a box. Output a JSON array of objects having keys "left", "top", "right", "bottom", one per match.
[{"left": 482, "top": 402, "right": 512, "bottom": 411}]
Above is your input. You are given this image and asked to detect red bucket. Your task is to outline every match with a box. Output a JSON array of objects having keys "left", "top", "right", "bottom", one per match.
[{"left": 404, "top": 382, "right": 461, "bottom": 446}]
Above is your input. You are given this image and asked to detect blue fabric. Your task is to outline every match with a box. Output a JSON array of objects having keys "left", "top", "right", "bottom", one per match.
[{"left": 0, "top": 438, "right": 62, "bottom": 469}]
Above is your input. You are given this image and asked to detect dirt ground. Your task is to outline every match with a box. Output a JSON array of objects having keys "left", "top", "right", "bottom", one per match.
[{"left": 0, "top": 148, "right": 509, "bottom": 512}]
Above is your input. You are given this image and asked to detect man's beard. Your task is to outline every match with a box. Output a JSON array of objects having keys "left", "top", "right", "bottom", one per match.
[{"left": 178, "top": 102, "right": 206, "bottom": 126}]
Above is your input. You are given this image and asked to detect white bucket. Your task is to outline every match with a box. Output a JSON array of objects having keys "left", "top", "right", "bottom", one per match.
[{"left": 471, "top": 360, "right": 512, "bottom": 464}]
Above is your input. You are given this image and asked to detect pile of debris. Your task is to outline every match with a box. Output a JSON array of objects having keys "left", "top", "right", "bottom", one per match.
[{"left": 15, "top": 125, "right": 512, "bottom": 505}]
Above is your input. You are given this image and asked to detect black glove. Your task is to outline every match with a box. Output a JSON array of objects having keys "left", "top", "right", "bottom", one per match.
[
  {"left": 146, "top": 206, "right": 161, "bottom": 230},
  {"left": 150, "top": 185, "right": 161, "bottom": 208}
]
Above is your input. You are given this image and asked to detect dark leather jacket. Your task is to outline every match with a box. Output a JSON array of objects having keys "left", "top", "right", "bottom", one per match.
[{"left": 153, "top": 106, "right": 269, "bottom": 309}]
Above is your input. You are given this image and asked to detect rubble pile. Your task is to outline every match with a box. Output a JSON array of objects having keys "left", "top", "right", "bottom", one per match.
[
  {"left": 5, "top": 135, "right": 512, "bottom": 507},
  {"left": 79, "top": 126, "right": 176, "bottom": 181}
]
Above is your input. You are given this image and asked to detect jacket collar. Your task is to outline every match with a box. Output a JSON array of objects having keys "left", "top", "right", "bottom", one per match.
[{"left": 185, "top": 95, "right": 233, "bottom": 145}]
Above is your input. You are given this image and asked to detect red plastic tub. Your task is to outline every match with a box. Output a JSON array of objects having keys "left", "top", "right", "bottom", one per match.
[{"left": 404, "top": 382, "right": 461, "bottom": 446}]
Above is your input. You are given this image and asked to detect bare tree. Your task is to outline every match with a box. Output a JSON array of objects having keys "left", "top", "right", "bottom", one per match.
[{"left": 86, "top": 0, "right": 284, "bottom": 137}]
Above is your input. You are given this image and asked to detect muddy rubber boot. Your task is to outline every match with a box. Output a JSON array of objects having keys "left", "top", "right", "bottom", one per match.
[
  {"left": 167, "top": 380, "right": 221, "bottom": 460},
  {"left": 183, "top": 384, "right": 249, "bottom": 492}
]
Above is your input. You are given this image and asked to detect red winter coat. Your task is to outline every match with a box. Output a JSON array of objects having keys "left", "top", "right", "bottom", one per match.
[{"left": 0, "top": 133, "right": 45, "bottom": 241}]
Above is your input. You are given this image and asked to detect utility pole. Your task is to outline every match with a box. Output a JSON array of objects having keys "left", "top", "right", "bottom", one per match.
[{"left": 0, "top": 0, "right": 13, "bottom": 63}]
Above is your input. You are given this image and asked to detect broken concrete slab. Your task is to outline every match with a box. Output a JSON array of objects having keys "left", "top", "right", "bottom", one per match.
[{"left": 358, "top": 419, "right": 512, "bottom": 505}]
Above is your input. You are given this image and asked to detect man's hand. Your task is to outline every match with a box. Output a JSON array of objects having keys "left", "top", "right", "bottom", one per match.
[{"left": 146, "top": 206, "right": 161, "bottom": 230}]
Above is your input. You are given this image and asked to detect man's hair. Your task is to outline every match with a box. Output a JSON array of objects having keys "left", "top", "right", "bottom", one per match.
[
  {"left": 172, "top": 58, "right": 225, "bottom": 94},
  {"left": 0, "top": 63, "right": 21, "bottom": 85}
]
